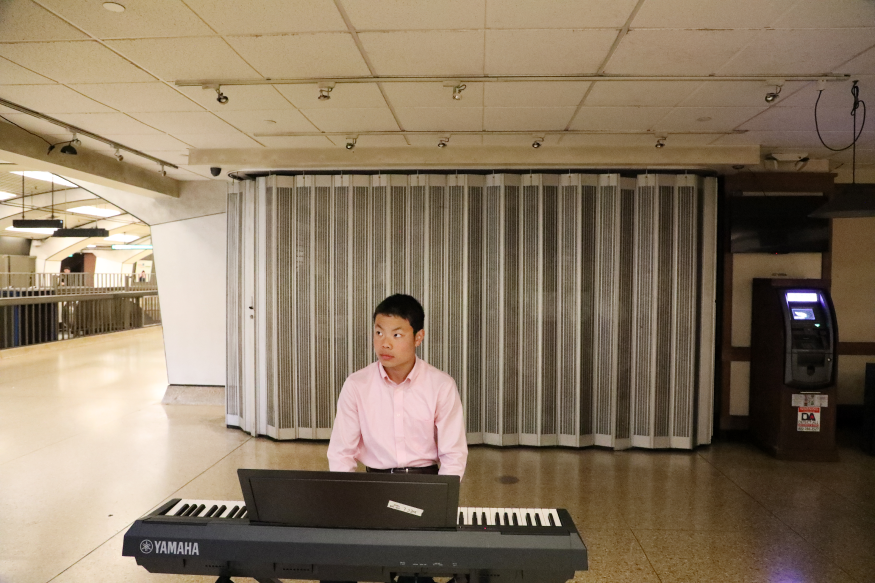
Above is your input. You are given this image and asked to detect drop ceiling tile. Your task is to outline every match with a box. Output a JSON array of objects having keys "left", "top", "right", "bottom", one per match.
[
  {"left": 393, "top": 107, "right": 482, "bottom": 131},
  {"left": 68, "top": 83, "right": 202, "bottom": 112},
  {"left": 0, "top": 57, "right": 56, "bottom": 84},
  {"left": 484, "top": 107, "right": 577, "bottom": 131},
  {"left": 407, "top": 134, "right": 483, "bottom": 146},
  {"left": 107, "top": 38, "right": 262, "bottom": 82},
  {"left": 184, "top": 0, "right": 347, "bottom": 33},
  {"left": 381, "top": 82, "right": 482, "bottom": 108},
  {"left": 0, "top": 113, "right": 69, "bottom": 136},
  {"left": 738, "top": 106, "right": 856, "bottom": 132},
  {"left": 215, "top": 109, "right": 319, "bottom": 134},
  {"left": 654, "top": 107, "right": 766, "bottom": 132},
  {"left": 299, "top": 107, "right": 399, "bottom": 132},
  {"left": 681, "top": 81, "right": 807, "bottom": 107},
  {"left": 719, "top": 29, "right": 875, "bottom": 75},
  {"left": 358, "top": 31, "right": 484, "bottom": 76},
  {"left": 102, "top": 133, "right": 193, "bottom": 150},
  {"left": 485, "top": 82, "right": 590, "bottom": 107},
  {"left": 343, "top": 0, "right": 485, "bottom": 30},
  {"left": 226, "top": 33, "right": 370, "bottom": 78},
  {"left": 127, "top": 111, "right": 237, "bottom": 134},
  {"left": 177, "top": 85, "right": 293, "bottom": 111},
  {"left": 254, "top": 135, "right": 335, "bottom": 148},
  {"left": 0, "top": 85, "right": 115, "bottom": 113},
  {"left": 486, "top": 0, "right": 639, "bottom": 28},
  {"left": 632, "top": 0, "right": 797, "bottom": 28},
  {"left": 711, "top": 130, "right": 848, "bottom": 149},
  {"left": 568, "top": 106, "right": 673, "bottom": 131},
  {"left": 351, "top": 135, "right": 410, "bottom": 147},
  {"left": 605, "top": 29, "right": 759, "bottom": 75},
  {"left": 835, "top": 45, "right": 875, "bottom": 74},
  {"left": 53, "top": 112, "right": 164, "bottom": 134},
  {"left": 0, "top": 0, "right": 89, "bottom": 41},
  {"left": 486, "top": 30, "right": 616, "bottom": 75},
  {"left": 773, "top": 80, "right": 871, "bottom": 108},
  {"left": 0, "top": 41, "right": 155, "bottom": 83},
  {"left": 586, "top": 81, "right": 703, "bottom": 107},
  {"left": 37, "top": 0, "right": 214, "bottom": 39},
  {"left": 173, "top": 133, "right": 263, "bottom": 148},
  {"left": 773, "top": 0, "right": 875, "bottom": 27},
  {"left": 277, "top": 83, "right": 386, "bottom": 109}
]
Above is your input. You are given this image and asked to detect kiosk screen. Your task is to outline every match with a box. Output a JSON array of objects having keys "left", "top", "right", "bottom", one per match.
[{"left": 791, "top": 308, "right": 815, "bottom": 320}]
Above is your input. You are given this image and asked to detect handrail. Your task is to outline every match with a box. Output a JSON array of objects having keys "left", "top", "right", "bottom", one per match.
[
  {"left": 0, "top": 289, "right": 158, "bottom": 307},
  {"left": 0, "top": 272, "right": 158, "bottom": 294}
]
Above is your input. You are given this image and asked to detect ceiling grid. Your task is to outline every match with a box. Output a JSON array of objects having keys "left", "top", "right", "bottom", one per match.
[{"left": 0, "top": 0, "right": 871, "bottom": 178}]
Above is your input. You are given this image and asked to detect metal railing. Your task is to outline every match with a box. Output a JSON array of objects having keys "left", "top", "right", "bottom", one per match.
[{"left": 0, "top": 273, "right": 161, "bottom": 349}]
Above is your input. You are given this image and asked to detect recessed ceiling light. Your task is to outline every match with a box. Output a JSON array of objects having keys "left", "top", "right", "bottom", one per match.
[
  {"left": 696, "top": 116, "right": 712, "bottom": 122},
  {"left": 103, "top": 2, "right": 125, "bottom": 12},
  {"left": 0, "top": 191, "right": 16, "bottom": 200},
  {"left": 5, "top": 226, "right": 58, "bottom": 235},
  {"left": 67, "top": 206, "right": 122, "bottom": 218},
  {"left": 105, "top": 233, "right": 139, "bottom": 243},
  {"left": 11, "top": 171, "right": 77, "bottom": 187}
]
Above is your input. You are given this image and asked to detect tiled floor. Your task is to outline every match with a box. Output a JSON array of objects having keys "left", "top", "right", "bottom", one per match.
[{"left": 1, "top": 326, "right": 874, "bottom": 583}]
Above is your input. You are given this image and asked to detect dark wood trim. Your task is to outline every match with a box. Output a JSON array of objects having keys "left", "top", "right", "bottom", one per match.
[
  {"left": 723, "top": 346, "right": 751, "bottom": 362},
  {"left": 838, "top": 342, "right": 875, "bottom": 356},
  {"left": 724, "top": 172, "right": 837, "bottom": 194}
]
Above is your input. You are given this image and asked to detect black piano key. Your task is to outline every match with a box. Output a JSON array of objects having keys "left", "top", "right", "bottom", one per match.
[
  {"left": 525, "top": 512, "right": 532, "bottom": 526},
  {"left": 503, "top": 512, "right": 510, "bottom": 525},
  {"left": 174, "top": 504, "right": 190, "bottom": 517},
  {"left": 240, "top": 510, "right": 247, "bottom": 518},
  {"left": 512, "top": 513, "right": 519, "bottom": 526},
  {"left": 495, "top": 512, "right": 500, "bottom": 525},
  {"left": 194, "top": 504, "right": 206, "bottom": 517},
  {"left": 240, "top": 506, "right": 246, "bottom": 516},
  {"left": 182, "top": 504, "right": 198, "bottom": 517},
  {"left": 227, "top": 505, "right": 240, "bottom": 518},
  {"left": 548, "top": 513, "right": 556, "bottom": 526},
  {"left": 216, "top": 505, "right": 227, "bottom": 518},
  {"left": 535, "top": 513, "right": 542, "bottom": 526},
  {"left": 459, "top": 511, "right": 464, "bottom": 524},
  {"left": 471, "top": 512, "right": 478, "bottom": 526},
  {"left": 481, "top": 512, "right": 487, "bottom": 525},
  {"left": 204, "top": 505, "right": 218, "bottom": 518}
]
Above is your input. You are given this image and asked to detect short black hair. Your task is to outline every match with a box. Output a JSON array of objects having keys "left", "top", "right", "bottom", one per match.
[{"left": 373, "top": 294, "right": 425, "bottom": 334}]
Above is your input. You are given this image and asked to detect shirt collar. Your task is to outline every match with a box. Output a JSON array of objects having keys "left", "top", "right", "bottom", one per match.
[{"left": 378, "top": 356, "right": 423, "bottom": 385}]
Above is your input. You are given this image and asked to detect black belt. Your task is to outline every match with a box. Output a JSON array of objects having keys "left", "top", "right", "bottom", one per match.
[{"left": 366, "top": 464, "right": 439, "bottom": 474}]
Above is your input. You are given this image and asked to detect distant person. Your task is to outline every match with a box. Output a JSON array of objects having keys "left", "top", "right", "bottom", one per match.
[
  {"left": 138, "top": 271, "right": 146, "bottom": 282},
  {"left": 59, "top": 268, "right": 70, "bottom": 286}
]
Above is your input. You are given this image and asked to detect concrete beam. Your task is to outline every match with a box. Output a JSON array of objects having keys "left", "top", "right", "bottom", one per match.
[
  {"left": 190, "top": 145, "right": 761, "bottom": 171},
  {"left": 0, "top": 121, "right": 180, "bottom": 198}
]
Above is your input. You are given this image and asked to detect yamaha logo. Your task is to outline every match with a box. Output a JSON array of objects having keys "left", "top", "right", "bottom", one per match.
[{"left": 139, "top": 539, "right": 200, "bottom": 556}]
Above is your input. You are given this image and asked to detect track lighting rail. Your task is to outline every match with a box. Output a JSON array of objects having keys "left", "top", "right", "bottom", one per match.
[
  {"left": 0, "top": 97, "right": 179, "bottom": 170},
  {"left": 252, "top": 129, "right": 748, "bottom": 138},
  {"left": 176, "top": 74, "right": 851, "bottom": 87}
]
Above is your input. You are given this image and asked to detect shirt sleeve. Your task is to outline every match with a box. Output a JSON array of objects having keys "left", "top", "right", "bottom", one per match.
[
  {"left": 435, "top": 378, "right": 468, "bottom": 479},
  {"left": 327, "top": 379, "right": 361, "bottom": 472}
]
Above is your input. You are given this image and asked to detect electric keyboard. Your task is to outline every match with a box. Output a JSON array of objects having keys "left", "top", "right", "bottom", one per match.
[{"left": 123, "top": 498, "right": 588, "bottom": 583}]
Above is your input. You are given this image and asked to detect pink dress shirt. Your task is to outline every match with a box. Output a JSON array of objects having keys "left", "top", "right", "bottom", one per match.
[{"left": 327, "top": 357, "right": 468, "bottom": 478}]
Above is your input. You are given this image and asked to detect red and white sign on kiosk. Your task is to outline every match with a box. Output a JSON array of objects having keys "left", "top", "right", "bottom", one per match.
[{"left": 797, "top": 407, "right": 821, "bottom": 432}]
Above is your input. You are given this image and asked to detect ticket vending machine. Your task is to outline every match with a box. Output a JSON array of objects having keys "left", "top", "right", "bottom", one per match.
[{"left": 749, "top": 279, "right": 838, "bottom": 460}]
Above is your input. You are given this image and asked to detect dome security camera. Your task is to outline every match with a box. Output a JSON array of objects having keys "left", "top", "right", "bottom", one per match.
[{"left": 210, "top": 167, "right": 222, "bottom": 177}]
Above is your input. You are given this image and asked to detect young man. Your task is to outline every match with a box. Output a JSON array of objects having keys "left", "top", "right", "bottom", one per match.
[{"left": 327, "top": 294, "right": 467, "bottom": 478}]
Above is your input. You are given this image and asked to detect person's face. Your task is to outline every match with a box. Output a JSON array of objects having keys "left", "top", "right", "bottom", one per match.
[
  {"left": 373, "top": 314, "right": 424, "bottom": 373},
  {"left": 63, "top": 269, "right": 70, "bottom": 273}
]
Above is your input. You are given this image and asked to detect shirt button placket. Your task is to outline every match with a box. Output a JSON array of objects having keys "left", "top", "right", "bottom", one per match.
[{"left": 394, "top": 387, "right": 405, "bottom": 467}]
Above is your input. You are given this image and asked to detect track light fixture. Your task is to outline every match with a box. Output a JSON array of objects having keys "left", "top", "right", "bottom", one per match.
[
  {"left": 318, "top": 87, "right": 332, "bottom": 101},
  {"left": 437, "top": 137, "right": 449, "bottom": 148},
  {"left": 159, "top": 164, "right": 167, "bottom": 177},
  {"left": 532, "top": 137, "right": 544, "bottom": 148},
  {"left": 345, "top": 137, "right": 356, "bottom": 150},
  {"left": 655, "top": 137, "right": 666, "bottom": 149},
  {"left": 60, "top": 134, "right": 79, "bottom": 155},
  {"left": 115, "top": 148, "right": 124, "bottom": 162},
  {"left": 452, "top": 84, "right": 466, "bottom": 100},
  {"left": 215, "top": 86, "right": 229, "bottom": 104},
  {"left": 764, "top": 85, "right": 782, "bottom": 103}
]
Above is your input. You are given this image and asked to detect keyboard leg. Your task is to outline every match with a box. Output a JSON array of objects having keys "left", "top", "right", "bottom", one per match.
[{"left": 215, "top": 578, "right": 232, "bottom": 583}]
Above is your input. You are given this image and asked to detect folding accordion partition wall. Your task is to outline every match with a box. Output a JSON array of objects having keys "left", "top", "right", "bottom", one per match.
[{"left": 227, "top": 173, "right": 717, "bottom": 450}]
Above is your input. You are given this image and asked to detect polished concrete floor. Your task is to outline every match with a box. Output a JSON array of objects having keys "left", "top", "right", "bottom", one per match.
[{"left": 1, "top": 326, "right": 874, "bottom": 583}]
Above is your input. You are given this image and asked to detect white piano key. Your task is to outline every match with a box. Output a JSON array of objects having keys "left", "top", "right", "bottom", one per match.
[
  {"left": 485, "top": 508, "right": 495, "bottom": 526},
  {"left": 511, "top": 508, "right": 524, "bottom": 526},
  {"left": 474, "top": 507, "right": 483, "bottom": 526},
  {"left": 548, "top": 509, "right": 562, "bottom": 527},
  {"left": 462, "top": 507, "right": 474, "bottom": 526},
  {"left": 537, "top": 509, "right": 552, "bottom": 526}
]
